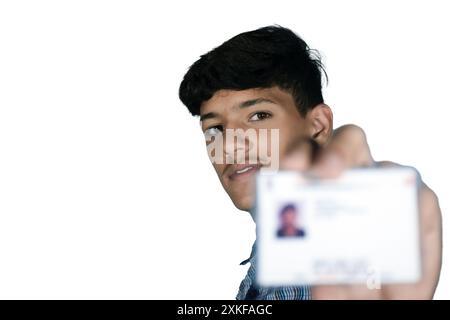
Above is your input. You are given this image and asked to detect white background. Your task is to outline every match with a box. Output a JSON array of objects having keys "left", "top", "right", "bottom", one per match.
[{"left": 0, "top": 0, "right": 448, "bottom": 299}]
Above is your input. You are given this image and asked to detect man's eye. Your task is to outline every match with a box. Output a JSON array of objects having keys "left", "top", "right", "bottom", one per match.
[
  {"left": 249, "top": 112, "right": 272, "bottom": 121},
  {"left": 204, "top": 126, "right": 223, "bottom": 135}
]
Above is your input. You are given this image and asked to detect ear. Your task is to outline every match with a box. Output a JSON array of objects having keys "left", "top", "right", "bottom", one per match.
[{"left": 306, "top": 104, "right": 333, "bottom": 146}]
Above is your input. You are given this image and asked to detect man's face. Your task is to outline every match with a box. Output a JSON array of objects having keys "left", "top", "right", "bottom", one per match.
[
  {"left": 200, "top": 87, "right": 318, "bottom": 211},
  {"left": 281, "top": 209, "right": 298, "bottom": 229}
]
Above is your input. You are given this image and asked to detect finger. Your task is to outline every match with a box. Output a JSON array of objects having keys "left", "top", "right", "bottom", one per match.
[
  {"left": 312, "top": 124, "right": 374, "bottom": 178},
  {"left": 328, "top": 124, "right": 374, "bottom": 167},
  {"left": 311, "top": 285, "right": 349, "bottom": 300},
  {"left": 280, "top": 136, "right": 321, "bottom": 171},
  {"left": 312, "top": 284, "right": 382, "bottom": 300}
]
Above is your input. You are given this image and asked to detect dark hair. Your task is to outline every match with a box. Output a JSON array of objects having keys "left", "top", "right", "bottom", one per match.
[
  {"left": 280, "top": 203, "right": 297, "bottom": 216},
  {"left": 179, "top": 25, "right": 327, "bottom": 117}
]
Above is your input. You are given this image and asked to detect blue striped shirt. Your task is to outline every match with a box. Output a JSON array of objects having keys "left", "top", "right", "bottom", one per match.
[{"left": 236, "top": 243, "right": 311, "bottom": 300}]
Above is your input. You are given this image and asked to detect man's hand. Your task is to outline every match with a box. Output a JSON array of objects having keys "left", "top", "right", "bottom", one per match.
[{"left": 281, "top": 124, "right": 443, "bottom": 299}]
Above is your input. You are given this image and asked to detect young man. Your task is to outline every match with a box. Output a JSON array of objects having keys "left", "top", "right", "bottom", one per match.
[
  {"left": 277, "top": 204, "right": 306, "bottom": 238},
  {"left": 178, "top": 26, "right": 442, "bottom": 299}
]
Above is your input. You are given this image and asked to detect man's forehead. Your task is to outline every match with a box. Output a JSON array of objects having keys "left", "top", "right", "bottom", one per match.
[{"left": 199, "top": 87, "right": 292, "bottom": 115}]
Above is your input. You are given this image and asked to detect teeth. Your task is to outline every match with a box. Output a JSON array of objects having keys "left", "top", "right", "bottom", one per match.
[{"left": 236, "top": 166, "right": 253, "bottom": 174}]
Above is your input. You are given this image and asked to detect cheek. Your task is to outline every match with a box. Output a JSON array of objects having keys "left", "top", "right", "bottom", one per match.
[
  {"left": 212, "top": 163, "right": 225, "bottom": 176},
  {"left": 278, "top": 123, "right": 311, "bottom": 162}
]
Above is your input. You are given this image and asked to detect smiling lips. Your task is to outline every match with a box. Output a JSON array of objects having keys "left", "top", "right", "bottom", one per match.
[{"left": 228, "top": 164, "right": 262, "bottom": 180}]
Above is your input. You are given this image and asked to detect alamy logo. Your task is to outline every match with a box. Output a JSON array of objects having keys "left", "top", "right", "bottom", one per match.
[{"left": 205, "top": 128, "right": 280, "bottom": 171}]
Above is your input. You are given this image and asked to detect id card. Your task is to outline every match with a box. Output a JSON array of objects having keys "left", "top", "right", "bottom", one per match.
[{"left": 255, "top": 167, "right": 421, "bottom": 286}]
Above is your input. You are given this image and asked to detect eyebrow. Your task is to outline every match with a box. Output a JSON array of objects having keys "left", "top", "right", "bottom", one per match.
[
  {"left": 199, "top": 98, "right": 276, "bottom": 122},
  {"left": 199, "top": 112, "right": 218, "bottom": 122},
  {"left": 238, "top": 98, "right": 276, "bottom": 109}
]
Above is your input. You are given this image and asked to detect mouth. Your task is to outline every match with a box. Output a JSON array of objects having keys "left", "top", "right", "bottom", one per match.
[{"left": 228, "top": 163, "right": 262, "bottom": 181}]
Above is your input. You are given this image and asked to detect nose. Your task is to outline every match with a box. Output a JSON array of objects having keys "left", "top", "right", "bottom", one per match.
[{"left": 223, "top": 128, "right": 257, "bottom": 164}]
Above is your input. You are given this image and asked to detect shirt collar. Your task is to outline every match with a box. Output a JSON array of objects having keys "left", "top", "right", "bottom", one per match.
[{"left": 240, "top": 241, "right": 257, "bottom": 265}]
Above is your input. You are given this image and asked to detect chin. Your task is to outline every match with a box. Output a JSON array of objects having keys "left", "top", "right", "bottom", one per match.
[
  {"left": 221, "top": 179, "right": 256, "bottom": 212},
  {"left": 231, "top": 194, "right": 254, "bottom": 212}
]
